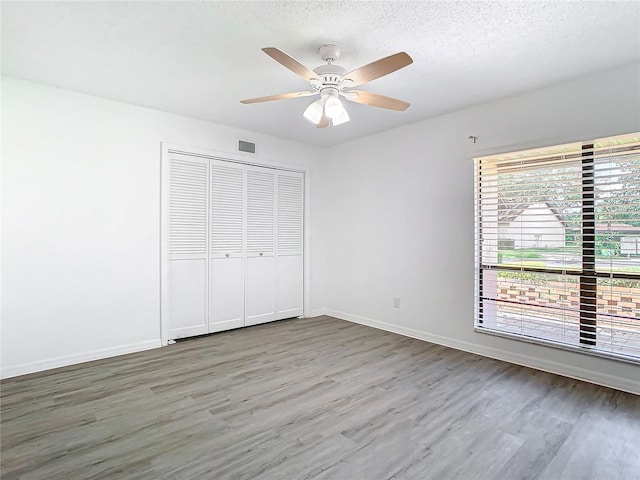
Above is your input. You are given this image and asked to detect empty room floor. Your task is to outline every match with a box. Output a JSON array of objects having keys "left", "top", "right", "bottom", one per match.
[{"left": 2, "top": 316, "right": 639, "bottom": 479}]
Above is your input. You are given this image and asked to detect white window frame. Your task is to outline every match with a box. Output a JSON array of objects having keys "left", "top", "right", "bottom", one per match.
[{"left": 474, "top": 133, "right": 640, "bottom": 365}]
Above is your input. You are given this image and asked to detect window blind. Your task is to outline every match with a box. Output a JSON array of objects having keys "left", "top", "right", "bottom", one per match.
[{"left": 475, "top": 132, "right": 640, "bottom": 362}]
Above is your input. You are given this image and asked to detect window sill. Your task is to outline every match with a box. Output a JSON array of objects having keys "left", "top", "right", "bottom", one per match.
[{"left": 474, "top": 326, "right": 640, "bottom": 366}]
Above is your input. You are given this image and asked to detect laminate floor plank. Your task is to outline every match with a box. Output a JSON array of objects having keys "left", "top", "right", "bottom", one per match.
[{"left": 2, "top": 316, "right": 639, "bottom": 480}]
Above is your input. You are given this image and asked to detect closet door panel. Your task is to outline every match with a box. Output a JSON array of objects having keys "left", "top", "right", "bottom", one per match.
[
  {"left": 245, "top": 256, "right": 276, "bottom": 326},
  {"left": 209, "top": 161, "right": 245, "bottom": 332},
  {"left": 245, "top": 167, "right": 276, "bottom": 326},
  {"left": 169, "top": 260, "right": 208, "bottom": 338},
  {"left": 167, "top": 155, "right": 209, "bottom": 339},
  {"left": 275, "top": 172, "right": 304, "bottom": 319},
  {"left": 209, "top": 258, "right": 244, "bottom": 332},
  {"left": 276, "top": 255, "right": 303, "bottom": 318}
]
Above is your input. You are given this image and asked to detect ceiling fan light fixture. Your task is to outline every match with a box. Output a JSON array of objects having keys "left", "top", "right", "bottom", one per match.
[
  {"left": 324, "top": 94, "right": 344, "bottom": 119},
  {"left": 332, "top": 108, "right": 350, "bottom": 126},
  {"left": 303, "top": 99, "right": 324, "bottom": 124}
]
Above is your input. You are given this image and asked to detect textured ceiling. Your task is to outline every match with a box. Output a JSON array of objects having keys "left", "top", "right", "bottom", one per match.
[{"left": 2, "top": 1, "right": 639, "bottom": 147}]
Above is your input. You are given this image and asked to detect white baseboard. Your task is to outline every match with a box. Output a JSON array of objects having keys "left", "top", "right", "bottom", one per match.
[
  {"left": 326, "top": 309, "right": 640, "bottom": 396},
  {"left": 306, "top": 308, "right": 328, "bottom": 318},
  {"left": 1, "top": 340, "right": 162, "bottom": 379}
]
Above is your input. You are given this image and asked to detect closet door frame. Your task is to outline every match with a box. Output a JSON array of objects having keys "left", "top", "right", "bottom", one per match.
[{"left": 160, "top": 142, "right": 309, "bottom": 346}]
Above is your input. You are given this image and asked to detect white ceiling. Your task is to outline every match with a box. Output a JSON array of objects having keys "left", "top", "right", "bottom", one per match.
[{"left": 2, "top": 1, "right": 639, "bottom": 148}]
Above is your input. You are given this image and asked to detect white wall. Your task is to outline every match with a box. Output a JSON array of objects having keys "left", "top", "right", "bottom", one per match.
[
  {"left": 1, "top": 76, "right": 321, "bottom": 378},
  {"left": 4, "top": 64, "right": 640, "bottom": 392},
  {"left": 317, "top": 63, "right": 640, "bottom": 394}
]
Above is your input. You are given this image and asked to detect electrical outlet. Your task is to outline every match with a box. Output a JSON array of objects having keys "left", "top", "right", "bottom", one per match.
[{"left": 393, "top": 297, "right": 401, "bottom": 308}]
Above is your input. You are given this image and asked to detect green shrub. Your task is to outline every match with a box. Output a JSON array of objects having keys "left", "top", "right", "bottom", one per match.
[
  {"left": 498, "top": 261, "right": 548, "bottom": 285},
  {"left": 596, "top": 234, "right": 621, "bottom": 256}
]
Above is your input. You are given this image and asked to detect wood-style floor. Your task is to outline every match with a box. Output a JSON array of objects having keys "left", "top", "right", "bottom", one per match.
[{"left": 2, "top": 316, "right": 639, "bottom": 480}]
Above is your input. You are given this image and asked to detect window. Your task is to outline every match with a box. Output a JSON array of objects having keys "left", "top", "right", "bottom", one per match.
[{"left": 475, "top": 133, "right": 640, "bottom": 362}]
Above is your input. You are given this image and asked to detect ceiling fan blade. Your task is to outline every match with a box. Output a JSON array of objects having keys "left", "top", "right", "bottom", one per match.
[
  {"left": 240, "top": 91, "right": 316, "bottom": 104},
  {"left": 344, "top": 90, "right": 410, "bottom": 111},
  {"left": 341, "top": 52, "right": 413, "bottom": 87},
  {"left": 262, "top": 47, "right": 318, "bottom": 82},
  {"left": 316, "top": 112, "right": 330, "bottom": 128}
]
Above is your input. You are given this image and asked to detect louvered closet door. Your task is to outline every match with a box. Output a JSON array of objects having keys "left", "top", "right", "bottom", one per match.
[
  {"left": 245, "top": 166, "right": 277, "bottom": 326},
  {"left": 167, "top": 154, "right": 209, "bottom": 339},
  {"left": 209, "top": 160, "right": 246, "bottom": 333},
  {"left": 275, "top": 172, "right": 304, "bottom": 319}
]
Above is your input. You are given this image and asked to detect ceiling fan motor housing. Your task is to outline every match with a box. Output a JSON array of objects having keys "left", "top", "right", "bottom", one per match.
[
  {"left": 313, "top": 64, "right": 345, "bottom": 87},
  {"left": 313, "top": 44, "right": 347, "bottom": 91}
]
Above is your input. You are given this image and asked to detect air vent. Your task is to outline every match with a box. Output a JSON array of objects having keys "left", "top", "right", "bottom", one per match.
[{"left": 239, "top": 140, "right": 256, "bottom": 154}]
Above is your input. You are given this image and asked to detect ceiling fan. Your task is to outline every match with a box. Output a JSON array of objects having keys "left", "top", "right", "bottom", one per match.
[{"left": 240, "top": 45, "right": 413, "bottom": 128}]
